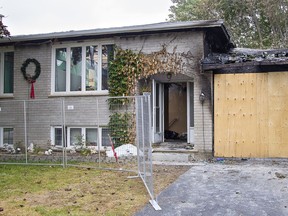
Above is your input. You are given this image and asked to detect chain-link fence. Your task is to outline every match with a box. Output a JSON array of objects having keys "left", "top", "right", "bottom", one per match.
[{"left": 0, "top": 95, "right": 159, "bottom": 208}]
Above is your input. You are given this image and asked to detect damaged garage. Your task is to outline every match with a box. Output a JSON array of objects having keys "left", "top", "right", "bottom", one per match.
[{"left": 202, "top": 48, "right": 288, "bottom": 158}]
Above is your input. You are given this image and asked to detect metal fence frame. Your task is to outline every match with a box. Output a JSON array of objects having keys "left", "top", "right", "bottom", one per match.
[{"left": 136, "top": 94, "right": 161, "bottom": 210}]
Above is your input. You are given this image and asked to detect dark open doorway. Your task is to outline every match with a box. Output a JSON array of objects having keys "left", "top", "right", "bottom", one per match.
[{"left": 164, "top": 83, "right": 187, "bottom": 142}]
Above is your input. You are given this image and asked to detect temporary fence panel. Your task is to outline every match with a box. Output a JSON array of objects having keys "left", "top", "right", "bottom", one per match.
[
  {"left": 136, "top": 94, "right": 161, "bottom": 210},
  {"left": 214, "top": 72, "right": 288, "bottom": 158}
]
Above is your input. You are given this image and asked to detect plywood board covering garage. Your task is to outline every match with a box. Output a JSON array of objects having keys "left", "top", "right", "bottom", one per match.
[{"left": 214, "top": 72, "right": 288, "bottom": 158}]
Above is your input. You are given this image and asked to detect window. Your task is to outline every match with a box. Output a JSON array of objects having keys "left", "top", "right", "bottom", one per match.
[
  {"left": 53, "top": 44, "right": 114, "bottom": 94},
  {"left": 0, "top": 127, "right": 14, "bottom": 147},
  {"left": 0, "top": 51, "right": 14, "bottom": 95},
  {"left": 51, "top": 126, "right": 109, "bottom": 149},
  {"left": 54, "top": 127, "right": 63, "bottom": 146}
]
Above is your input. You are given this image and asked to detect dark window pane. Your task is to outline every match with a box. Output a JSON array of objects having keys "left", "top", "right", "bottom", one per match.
[
  {"left": 55, "top": 128, "right": 62, "bottom": 146},
  {"left": 102, "top": 128, "right": 110, "bottom": 147},
  {"left": 4, "top": 52, "right": 14, "bottom": 93},
  {"left": 3, "top": 128, "right": 13, "bottom": 145}
]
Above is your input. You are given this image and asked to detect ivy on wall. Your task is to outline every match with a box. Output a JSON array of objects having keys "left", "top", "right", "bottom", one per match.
[
  {"left": 108, "top": 45, "right": 187, "bottom": 97},
  {"left": 108, "top": 48, "right": 142, "bottom": 97}
]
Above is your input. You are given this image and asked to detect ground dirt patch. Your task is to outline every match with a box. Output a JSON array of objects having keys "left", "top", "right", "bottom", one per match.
[{"left": 0, "top": 164, "right": 190, "bottom": 216}]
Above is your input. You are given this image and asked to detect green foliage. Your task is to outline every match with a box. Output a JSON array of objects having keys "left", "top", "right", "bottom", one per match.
[
  {"left": 169, "top": 0, "right": 288, "bottom": 48},
  {"left": 108, "top": 113, "right": 132, "bottom": 148},
  {"left": 108, "top": 48, "right": 142, "bottom": 97}
]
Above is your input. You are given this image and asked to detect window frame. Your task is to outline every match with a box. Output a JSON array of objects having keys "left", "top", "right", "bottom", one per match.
[
  {"left": 51, "top": 126, "right": 109, "bottom": 150},
  {"left": 0, "top": 127, "right": 14, "bottom": 147},
  {"left": 51, "top": 126, "right": 64, "bottom": 147},
  {"left": 0, "top": 48, "right": 14, "bottom": 97},
  {"left": 51, "top": 41, "right": 114, "bottom": 96}
]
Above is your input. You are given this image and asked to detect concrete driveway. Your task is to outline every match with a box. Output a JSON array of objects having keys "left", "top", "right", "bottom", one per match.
[{"left": 136, "top": 160, "right": 288, "bottom": 216}]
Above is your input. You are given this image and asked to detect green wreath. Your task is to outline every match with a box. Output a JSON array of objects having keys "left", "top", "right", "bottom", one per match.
[{"left": 21, "top": 58, "right": 41, "bottom": 82}]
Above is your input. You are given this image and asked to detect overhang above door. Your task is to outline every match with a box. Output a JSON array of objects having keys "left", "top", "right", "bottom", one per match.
[{"left": 151, "top": 73, "right": 193, "bottom": 83}]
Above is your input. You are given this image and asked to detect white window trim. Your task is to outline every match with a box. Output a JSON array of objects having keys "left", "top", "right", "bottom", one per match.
[
  {"left": 0, "top": 48, "right": 14, "bottom": 97},
  {"left": 51, "top": 126, "right": 63, "bottom": 147},
  {"left": 51, "top": 41, "right": 113, "bottom": 96}
]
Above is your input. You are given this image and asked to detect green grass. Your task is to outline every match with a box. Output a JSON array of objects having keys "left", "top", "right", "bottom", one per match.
[{"left": 0, "top": 164, "right": 149, "bottom": 216}]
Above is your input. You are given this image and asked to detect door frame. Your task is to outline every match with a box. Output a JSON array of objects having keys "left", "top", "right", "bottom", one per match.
[
  {"left": 152, "top": 79, "right": 164, "bottom": 143},
  {"left": 151, "top": 79, "right": 194, "bottom": 144}
]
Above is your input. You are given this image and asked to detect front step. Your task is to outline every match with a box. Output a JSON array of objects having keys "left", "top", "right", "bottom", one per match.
[
  {"left": 152, "top": 152, "right": 193, "bottom": 162},
  {"left": 152, "top": 148, "right": 212, "bottom": 163},
  {"left": 152, "top": 142, "right": 212, "bottom": 163}
]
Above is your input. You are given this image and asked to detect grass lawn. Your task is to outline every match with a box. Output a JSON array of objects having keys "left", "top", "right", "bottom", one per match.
[{"left": 0, "top": 164, "right": 190, "bottom": 216}]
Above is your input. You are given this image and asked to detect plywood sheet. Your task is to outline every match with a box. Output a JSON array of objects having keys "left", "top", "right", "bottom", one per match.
[{"left": 214, "top": 72, "right": 288, "bottom": 158}]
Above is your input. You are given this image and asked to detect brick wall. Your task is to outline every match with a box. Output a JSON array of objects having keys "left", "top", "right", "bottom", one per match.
[{"left": 14, "top": 43, "right": 52, "bottom": 100}]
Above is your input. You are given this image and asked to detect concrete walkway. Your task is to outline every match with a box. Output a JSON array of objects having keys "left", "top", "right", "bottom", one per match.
[{"left": 136, "top": 160, "right": 288, "bottom": 216}]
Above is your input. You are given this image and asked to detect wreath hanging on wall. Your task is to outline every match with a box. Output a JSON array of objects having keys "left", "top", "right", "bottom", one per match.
[
  {"left": 21, "top": 58, "right": 41, "bottom": 99},
  {"left": 21, "top": 58, "right": 41, "bottom": 81}
]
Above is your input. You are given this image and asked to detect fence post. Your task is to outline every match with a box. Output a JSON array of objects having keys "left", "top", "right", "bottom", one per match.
[
  {"left": 24, "top": 100, "right": 28, "bottom": 164},
  {"left": 62, "top": 98, "right": 66, "bottom": 168}
]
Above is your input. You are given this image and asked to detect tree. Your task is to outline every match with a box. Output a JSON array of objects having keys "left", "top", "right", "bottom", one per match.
[
  {"left": 169, "top": 0, "right": 288, "bottom": 49},
  {"left": 0, "top": 14, "right": 10, "bottom": 38}
]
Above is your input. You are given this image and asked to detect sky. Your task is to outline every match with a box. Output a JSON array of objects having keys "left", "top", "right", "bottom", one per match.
[{"left": 0, "top": 0, "right": 174, "bottom": 36}]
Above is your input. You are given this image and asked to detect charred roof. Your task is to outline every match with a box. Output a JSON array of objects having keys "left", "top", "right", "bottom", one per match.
[{"left": 202, "top": 48, "right": 288, "bottom": 73}]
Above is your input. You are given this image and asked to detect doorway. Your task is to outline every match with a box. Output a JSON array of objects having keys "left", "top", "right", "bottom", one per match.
[
  {"left": 152, "top": 80, "right": 194, "bottom": 144},
  {"left": 164, "top": 83, "right": 187, "bottom": 142}
]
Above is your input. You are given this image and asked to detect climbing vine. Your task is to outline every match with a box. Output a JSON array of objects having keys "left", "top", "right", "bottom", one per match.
[
  {"left": 108, "top": 45, "right": 188, "bottom": 97},
  {"left": 107, "top": 44, "right": 211, "bottom": 147},
  {"left": 108, "top": 48, "right": 142, "bottom": 97}
]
